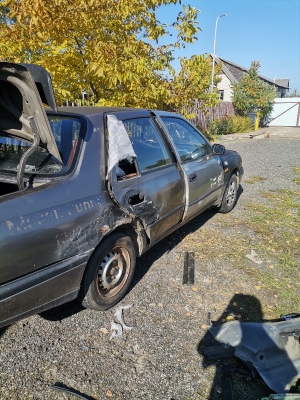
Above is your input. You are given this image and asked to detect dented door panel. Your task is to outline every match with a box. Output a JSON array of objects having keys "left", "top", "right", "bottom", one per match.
[{"left": 110, "top": 164, "right": 185, "bottom": 243}]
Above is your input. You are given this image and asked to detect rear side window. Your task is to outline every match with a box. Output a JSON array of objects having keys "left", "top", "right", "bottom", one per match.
[
  {"left": 122, "top": 118, "right": 173, "bottom": 173},
  {"left": 0, "top": 116, "right": 83, "bottom": 177}
]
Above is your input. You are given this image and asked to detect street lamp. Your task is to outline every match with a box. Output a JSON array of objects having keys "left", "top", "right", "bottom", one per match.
[{"left": 211, "top": 14, "right": 227, "bottom": 93}]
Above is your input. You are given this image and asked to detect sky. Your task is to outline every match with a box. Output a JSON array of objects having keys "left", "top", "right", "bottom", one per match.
[{"left": 156, "top": 0, "right": 300, "bottom": 92}]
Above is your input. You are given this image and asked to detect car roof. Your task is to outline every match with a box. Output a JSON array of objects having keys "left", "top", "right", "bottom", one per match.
[
  {"left": 46, "top": 106, "right": 148, "bottom": 116},
  {"left": 45, "top": 106, "right": 180, "bottom": 118}
]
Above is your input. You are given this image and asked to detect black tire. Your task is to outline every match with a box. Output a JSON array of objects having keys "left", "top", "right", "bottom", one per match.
[
  {"left": 219, "top": 174, "right": 238, "bottom": 214},
  {"left": 79, "top": 232, "right": 136, "bottom": 311}
]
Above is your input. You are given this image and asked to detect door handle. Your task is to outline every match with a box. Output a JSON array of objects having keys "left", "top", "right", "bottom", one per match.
[{"left": 189, "top": 172, "right": 197, "bottom": 182}]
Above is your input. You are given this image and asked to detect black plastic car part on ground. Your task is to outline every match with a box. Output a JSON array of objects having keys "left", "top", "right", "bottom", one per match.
[{"left": 0, "top": 63, "right": 244, "bottom": 328}]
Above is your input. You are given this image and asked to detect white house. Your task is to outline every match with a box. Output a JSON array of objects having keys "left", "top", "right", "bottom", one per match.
[{"left": 213, "top": 55, "right": 290, "bottom": 101}]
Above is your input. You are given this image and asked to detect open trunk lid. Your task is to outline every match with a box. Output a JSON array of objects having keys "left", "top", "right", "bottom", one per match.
[{"left": 0, "top": 62, "right": 61, "bottom": 161}]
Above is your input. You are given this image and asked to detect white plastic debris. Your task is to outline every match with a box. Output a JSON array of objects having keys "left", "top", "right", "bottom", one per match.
[
  {"left": 114, "top": 304, "right": 133, "bottom": 331},
  {"left": 106, "top": 115, "right": 136, "bottom": 178},
  {"left": 246, "top": 249, "right": 263, "bottom": 264},
  {"left": 109, "top": 321, "right": 123, "bottom": 340},
  {"left": 109, "top": 304, "right": 133, "bottom": 340}
]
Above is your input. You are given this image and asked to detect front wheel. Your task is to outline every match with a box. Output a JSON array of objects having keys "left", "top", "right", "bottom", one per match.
[
  {"left": 79, "top": 232, "right": 136, "bottom": 311},
  {"left": 219, "top": 174, "right": 238, "bottom": 213}
]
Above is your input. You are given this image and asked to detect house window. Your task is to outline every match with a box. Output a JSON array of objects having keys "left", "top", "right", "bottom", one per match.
[{"left": 219, "top": 90, "right": 224, "bottom": 100}]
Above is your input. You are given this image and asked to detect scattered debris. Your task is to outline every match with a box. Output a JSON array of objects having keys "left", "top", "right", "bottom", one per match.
[
  {"left": 114, "top": 304, "right": 133, "bottom": 331},
  {"left": 109, "top": 321, "right": 123, "bottom": 340},
  {"left": 100, "top": 327, "right": 109, "bottom": 334},
  {"left": 183, "top": 251, "right": 195, "bottom": 285},
  {"left": 51, "top": 382, "right": 96, "bottom": 400},
  {"left": 249, "top": 132, "right": 270, "bottom": 139},
  {"left": 246, "top": 249, "right": 263, "bottom": 264},
  {"left": 207, "top": 312, "right": 211, "bottom": 325},
  {"left": 226, "top": 315, "right": 235, "bottom": 322},
  {"left": 110, "top": 304, "right": 133, "bottom": 340}
]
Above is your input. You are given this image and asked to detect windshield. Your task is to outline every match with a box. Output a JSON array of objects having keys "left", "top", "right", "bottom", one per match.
[{"left": 0, "top": 116, "right": 82, "bottom": 177}]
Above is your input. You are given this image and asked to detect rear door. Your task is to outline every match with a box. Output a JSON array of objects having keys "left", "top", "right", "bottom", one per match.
[
  {"left": 159, "top": 116, "right": 224, "bottom": 220},
  {"left": 107, "top": 111, "right": 185, "bottom": 243}
]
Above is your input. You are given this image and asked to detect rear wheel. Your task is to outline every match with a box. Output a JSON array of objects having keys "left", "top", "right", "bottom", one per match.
[
  {"left": 219, "top": 174, "right": 238, "bottom": 213},
  {"left": 79, "top": 232, "right": 136, "bottom": 311}
]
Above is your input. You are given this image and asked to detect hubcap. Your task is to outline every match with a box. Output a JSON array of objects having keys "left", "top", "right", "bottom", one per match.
[
  {"left": 226, "top": 180, "right": 236, "bottom": 206},
  {"left": 97, "top": 247, "right": 130, "bottom": 298}
]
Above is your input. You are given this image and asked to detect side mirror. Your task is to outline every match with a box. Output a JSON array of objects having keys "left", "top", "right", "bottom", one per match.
[{"left": 212, "top": 143, "right": 225, "bottom": 155}]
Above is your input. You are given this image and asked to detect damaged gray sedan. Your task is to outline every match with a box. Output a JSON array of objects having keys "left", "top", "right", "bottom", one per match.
[{"left": 0, "top": 63, "right": 244, "bottom": 328}]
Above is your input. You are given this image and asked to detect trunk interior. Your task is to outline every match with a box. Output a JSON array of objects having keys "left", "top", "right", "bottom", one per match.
[{"left": 0, "top": 181, "right": 19, "bottom": 197}]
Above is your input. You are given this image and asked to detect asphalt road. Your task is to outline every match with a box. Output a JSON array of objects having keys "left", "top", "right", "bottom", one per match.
[{"left": 0, "top": 136, "right": 299, "bottom": 400}]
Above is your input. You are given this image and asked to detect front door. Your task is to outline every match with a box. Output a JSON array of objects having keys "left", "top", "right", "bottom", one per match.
[{"left": 159, "top": 117, "right": 224, "bottom": 220}]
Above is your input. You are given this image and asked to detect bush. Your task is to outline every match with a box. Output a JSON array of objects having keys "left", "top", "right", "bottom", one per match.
[{"left": 208, "top": 114, "right": 254, "bottom": 136}]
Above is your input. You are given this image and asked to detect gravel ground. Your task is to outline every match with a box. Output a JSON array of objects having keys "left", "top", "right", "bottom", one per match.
[{"left": 0, "top": 136, "right": 300, "bottom": 400}]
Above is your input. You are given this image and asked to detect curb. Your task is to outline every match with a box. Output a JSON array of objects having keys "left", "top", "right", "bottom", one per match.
[{"left": 218, "top": 127, "right": 300, "bottom": 141}]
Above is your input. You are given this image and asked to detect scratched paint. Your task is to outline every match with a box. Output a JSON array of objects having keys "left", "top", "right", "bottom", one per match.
[
  {"left": 5, "top": 198, "right": 98, "bottom": 234},
  {"left": 0, "top": 194, "right": 135, "bottom": 283}
]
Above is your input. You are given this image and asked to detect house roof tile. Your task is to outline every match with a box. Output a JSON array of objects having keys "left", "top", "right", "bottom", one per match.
[{"left": 213, "top": 55, "right": 290, "bottom": 89}]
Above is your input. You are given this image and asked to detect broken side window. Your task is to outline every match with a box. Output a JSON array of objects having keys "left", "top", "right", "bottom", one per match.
[
  {"left": 122, "top": 118, "right": 173, "bottom": 174},
  {"left": 106, "top": 115, "right": 137, "bottom": 180}
]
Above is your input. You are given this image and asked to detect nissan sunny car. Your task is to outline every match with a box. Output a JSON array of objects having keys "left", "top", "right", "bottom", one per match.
[{"left": 0, "top": 63, "right": 243, "bottom": 328}]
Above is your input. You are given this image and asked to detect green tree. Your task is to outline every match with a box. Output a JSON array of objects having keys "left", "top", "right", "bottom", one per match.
[
  {"left": 0, "top": 0, "right": 219, "bottom": 115},
  {"left": 165, "top": 54, "right": 221, "bottom": 117},
  {"left": 232, "top": 61, "right": 277, "bottom": 119}
]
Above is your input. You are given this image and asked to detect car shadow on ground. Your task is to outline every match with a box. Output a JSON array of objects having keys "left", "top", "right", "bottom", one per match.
[
  {"left": 39, "top": 300, "right": 85, "bottom": 322},
  {"left": 130, "top": 185, "right": 244, "bottom": 292},
  {"left": 39, "top": 186, "right": 243, "bottom": 323},
  {"left": 0, "top": 326, "right": 8, "bottom": 338}
]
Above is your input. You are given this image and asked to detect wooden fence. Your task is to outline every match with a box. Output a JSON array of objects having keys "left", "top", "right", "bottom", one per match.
[
  {"left": 189, "top": 101, "right": 235, "bottom": 131},
  {"left": 62, "top": 99, "right": 235, "bottom": 131}
]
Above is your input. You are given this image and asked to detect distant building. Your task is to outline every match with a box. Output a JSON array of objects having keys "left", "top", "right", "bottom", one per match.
[{"left": 213, "top": 55, "right": 290, "bottom": 101}]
